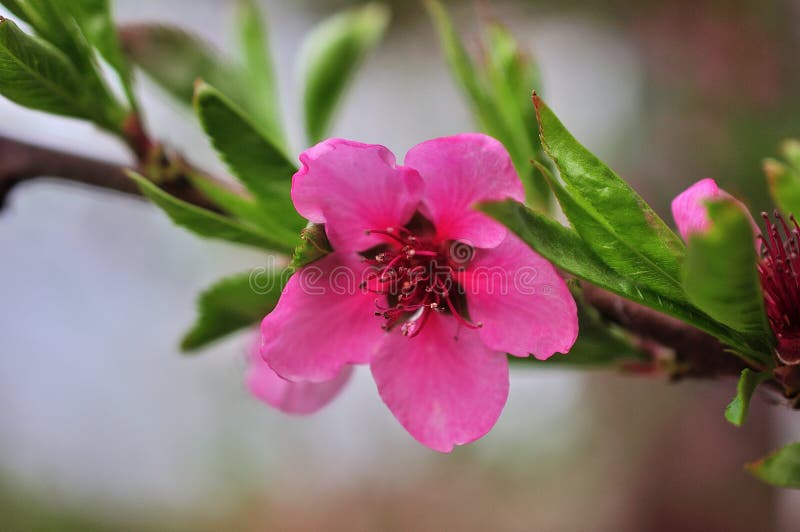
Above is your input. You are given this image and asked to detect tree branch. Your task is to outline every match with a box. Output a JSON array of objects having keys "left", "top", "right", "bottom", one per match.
[
  {"left": 0, "top": 135, "right": 220, "bottom": 211},
  {"left": 581, "top": 284, "right": 749, "bottom": 379}
]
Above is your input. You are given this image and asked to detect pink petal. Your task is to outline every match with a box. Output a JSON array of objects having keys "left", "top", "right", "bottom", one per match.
[
  {"left": 260, "top": 252, "right": 385, "bottom": 382},
  {"left": 292, "top": 138, "right": 424, "bottom": 253},
  {"left": 460, "top": 233, "right": 578, "bottom": 359},
  {"left": 404, "top": 134, "right": 525, "bottom": 248},
  {"left": 671, "top": 178, "right": 759, "bottom": 240},
  {"left": 247, "top": 340, "right": 352, "bottom": 415},
  {"left": 370, "top": 313, "right": 509, "bottom": 452},
  {"left": 671, "top": 178, "right": 725, "bottom": 240}
]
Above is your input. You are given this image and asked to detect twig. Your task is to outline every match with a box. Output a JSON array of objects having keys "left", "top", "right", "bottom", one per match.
[
  {"left": 0, "top": 135, "right": 221, "bottom": 211},
  {"left": 581, "top": 284, "right": 749, "bottom": 379}
]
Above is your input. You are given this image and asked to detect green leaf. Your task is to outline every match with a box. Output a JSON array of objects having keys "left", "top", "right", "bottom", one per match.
[
  {"left": 479, "top": 198, "right": 756, "bottom": 359},
  {"left": 426, "top": 2, "right": 548, "bottom": 208},
  {"left": 120, "top": 23, "right": 243, "bottom": 107},
  {"left": 23, "top": 0, "right": 123, "bottom": 119},
  {"left": 236, "top": 0, "right": 284, "bottom": 148},
  {"left": 69, "top": 0, "right": 134, "bottom": 107},
  {"left": 542, "top": 160, "right": 687, "bottom": 301},
  {"left": 534, "top": 94, "right": 686, "bottom": 294},
  {"left": 182, "top": 271, "right": 285, "bottom": 351},
  {"left": 299, "top": 3, "right": 389, "bottom": 144},
  {"left": 482, "top": 23, "right": 548, "bottom": 206},
  {"left": 0, "top": 1, "right": 32, "bottom": 23},
  {"left": 765, "top": 158, "right": 800, "bottom": 217},
  {"left": 129, "top": 171, "right": 293, "bottom": 254},
  {"left": 290, "top": 223, "right": 332, "bottom": 271},
  {"left": 0, "top": 18, "right": 87, "bottom": 117},
  {"left": 724, "top": 368, "right": 770, "bottom": 427},
  {"left": 684, "top": 199, "right": 771, "bottom": 341},
  {"left": 194, "top": 82, "right": 304, "bottom": 239},
  {"left": 425, "top": 0, "right": 487, "bottom": 119},
  {"left": 186, "top": 172, "right": 298, "bottom": 250},
  {"left": 747, "top": 442, "right": 800, "bottom": 489},
  {"left": 781, "top": 139, "right": 800, "bottom": 172}
]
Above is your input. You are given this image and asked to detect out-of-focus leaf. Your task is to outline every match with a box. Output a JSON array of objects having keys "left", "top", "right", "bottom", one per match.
[
  {"left": 187, "top": 171, "right": 298, "bottom": 249},
  {"left": 236, "top": 0, "right": 284, "bottom": 148},
  {"left": 724, "top": 368, "right": 770, "bottom": 427},
  {"left": 482, "top": 23, "right": 547, "bottom": 206},
  {"left": 0, "top": 18, "right": 90, "bottom": 118},
  {"left": 684, "top": 199, "right": 772, "bottom": 343},
  {"left": 782, "top": 139, "right": 800, "bottom": 171},
  {"left": 129, "top": 171, "right": 293, "bottom": 254},
  {"left": 0, "top": 1, "right": 32, "bottom": 23},
  {"left": 290, "top": 223, "right": 332, "bottom": 271},
  {"left": 747, "top": 442, "right": 800, "bottom": 489},
  {"left": 194, "top": 82, "right": 304, "bottom": 240},
  {"left": 765, "top": 158, "right": 800, "bottom": 217},
  {"left": 426, "top": 2, "right": 548, "bottom": 208},
  {"left": 425, "top": 0, "right": 488, "bottom": 120},
  {"left": 0, "top": 3, "right": 126, "bottom": 130},
  {"left": 534, "top": 94, "right": 686, "bottom": 295},
  {"left": 69, "top": 0, "right": 134, "bottom": 106},
  {"left": 299, "top": 3, "right": 389, "bottom": 144},
  {"left": 120, "top": 23, "right": 243, "bottom": 107},
  {"left": 182, "top": 271, "right": 285, "bottom": 351}
]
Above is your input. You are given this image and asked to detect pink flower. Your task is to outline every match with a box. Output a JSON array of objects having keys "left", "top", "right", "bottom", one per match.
[
  {"left": 247, "top": 337, "right": 352, "bottom": 415},
  {"left": 672, "top": 179, "right": 800, "bottom": 364},
  {"left": 259, "top": 134, "right": 578, "bottom": 451}
]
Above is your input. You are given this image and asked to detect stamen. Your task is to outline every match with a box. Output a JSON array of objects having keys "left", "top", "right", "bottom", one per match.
[{"left": 366, "top": 225, "right": 476, "bottom": 337}]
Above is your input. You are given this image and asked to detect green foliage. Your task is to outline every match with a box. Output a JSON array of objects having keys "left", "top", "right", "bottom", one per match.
[
  {"left": 765, "top": 139, "right": 800, "bottom": 216},
  {"left": 684, "top": 199, "right": 772, "bottom": 343},
  {"left": 182, "top": 271, "right": 285, "bottom": 351},
  {"left": 534, "top": 95, "right": 687, "bottom": 299},
  {"left": 0, "top": 3, "right": 128, "bottom": 132},
  {"left": 194, "top": 81, "right": 304, "bottom": 243},
  {"left": 724, "top": 368, "right": 770, "bottom": 427},
  {"left": 236, "top": 0, "right": 284, "bottom": 148},
  {"left": 121, "top": 23, "right": 243, "bottom": 107},
  {"left": 425, "top": 0, "right": 548, "bottom": 208},
  {"left": 747, "top": 442, "right": 800, "bottom": 489},
  {"left": 289, "top": 223, "right": 332, "bottom": 272},
  {"left": 69, "top": 0, "right": 135, "bottom": 107},
  {"left": 299, "top": 3, "right": 389, "bottom": 144},
  {"left": 0, "top": 18, "right": 86, "bottom": 117},
  {"left": 479, "top": 198, "right": 725, "bottom": 338},
  {"left": 129, "top": 171, "right": 294, "bottom": 254}
]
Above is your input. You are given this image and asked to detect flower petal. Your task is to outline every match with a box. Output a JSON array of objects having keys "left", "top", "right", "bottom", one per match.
[
  {"left": 461, "top": 233, "right": 578, "bottom": 359},
  {"left": 370, "top": 313, "right": 509, "bottom": 452},
  {"left": 247, "top": 340, "right": 352, "bottom": 415},
  {"left": 404, "top": 133, "right": 525, "bottom": 248},
  {"left": 671, "top": 178, "right": 727, "bottom": 240},
  {"left": 260, "top": 252, "right": 385, "bottom": 382},
  {"left": 671, "top": 178, "right": 759, "bottom": 240},
  {"left": 292, "top": 138, "right": 424, "bottom": 252}
]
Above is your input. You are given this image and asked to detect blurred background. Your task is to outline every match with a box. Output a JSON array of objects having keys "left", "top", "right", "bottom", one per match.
[{"left": 2, "top": 0, "right": 800, "bottom": 530}]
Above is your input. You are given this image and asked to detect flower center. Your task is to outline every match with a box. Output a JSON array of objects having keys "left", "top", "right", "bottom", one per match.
[
  {"left": 759, "top": 212, "right": 800, "bottom": 364},
  {"left": 360, "top": 221, "right": 481, "bottom": 337}
]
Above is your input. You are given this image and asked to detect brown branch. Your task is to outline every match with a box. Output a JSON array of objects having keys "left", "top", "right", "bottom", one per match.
[
  {"left": 581, "top": 284, "right": 749, "bottom": 379},
  {"left": 0, "top": 135, "right": 221, "bottom": 211}
]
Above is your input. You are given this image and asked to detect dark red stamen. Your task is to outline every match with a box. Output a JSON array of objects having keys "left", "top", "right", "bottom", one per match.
[
  {"left": 759, "top": 211, "right": 800, "bottom": 364},
  {"left": 361, "top": 224, "right": 481, "bottom": 337}
]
